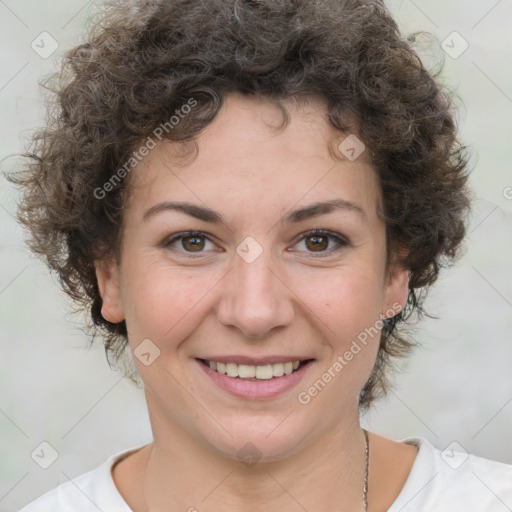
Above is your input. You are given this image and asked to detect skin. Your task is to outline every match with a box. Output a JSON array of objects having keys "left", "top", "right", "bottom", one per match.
[{"left": 95, "top": 93, "right": 418, "bottom": 512}]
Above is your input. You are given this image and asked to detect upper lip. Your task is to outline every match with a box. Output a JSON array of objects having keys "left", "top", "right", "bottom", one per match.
[{"left": 197, "top": 355, "right": 314, "bottom": 366}]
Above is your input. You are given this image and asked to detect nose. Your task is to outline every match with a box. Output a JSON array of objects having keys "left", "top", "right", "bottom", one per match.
[{"left": 216, "top": 248, "right": 295, "bottom": 339}]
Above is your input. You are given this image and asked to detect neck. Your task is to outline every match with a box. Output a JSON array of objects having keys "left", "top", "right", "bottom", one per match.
[{"left": 142, "top": 406, "right": 368, "bottom": 512}]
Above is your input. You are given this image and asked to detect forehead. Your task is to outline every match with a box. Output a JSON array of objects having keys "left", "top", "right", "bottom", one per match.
[{"left": 125, "top": 93, "right": 382, "bottom": 219}]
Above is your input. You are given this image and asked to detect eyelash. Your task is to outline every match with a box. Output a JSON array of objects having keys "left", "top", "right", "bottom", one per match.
[{"left": 161, "top": 229, "right": 350, "bottom": 258}]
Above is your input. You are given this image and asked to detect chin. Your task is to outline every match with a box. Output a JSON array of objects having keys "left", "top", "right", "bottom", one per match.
[{"left": 200, "top": 417, "right": 315, "bottom": 465}]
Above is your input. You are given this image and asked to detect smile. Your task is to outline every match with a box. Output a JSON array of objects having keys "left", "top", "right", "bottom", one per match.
[
  {"left": 199, "top": 358, "right": 305, "bottom": 380},
  {"left": 195, "top": 358, "right": 315, "bottom": 400}
]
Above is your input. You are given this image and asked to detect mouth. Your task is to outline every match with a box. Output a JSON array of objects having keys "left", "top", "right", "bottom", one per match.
[
  {"left": 197, "top": 358, "right": 312, "bottom": 380},
  {"left": 195, "top": 357, "right": 315, "bottom": 400}
]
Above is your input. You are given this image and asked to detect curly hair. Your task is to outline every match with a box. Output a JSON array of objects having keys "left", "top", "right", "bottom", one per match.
[{"left": 8, "top": 0, "right": 472, "bottom": 411}]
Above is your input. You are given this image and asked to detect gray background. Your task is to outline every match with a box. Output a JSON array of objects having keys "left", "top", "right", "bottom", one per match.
[{"left": 1, "top": 1, "right": 511, "bottom": 510}]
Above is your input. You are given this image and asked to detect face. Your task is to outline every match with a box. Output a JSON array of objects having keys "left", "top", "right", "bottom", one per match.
[{"left": 95, "top": 93, "right": 409, "bottom": 463}]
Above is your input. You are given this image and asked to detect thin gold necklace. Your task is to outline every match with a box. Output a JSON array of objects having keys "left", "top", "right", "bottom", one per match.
[
  {"left": 363, "top": 427, "right": 370, "bottom": 511},
  {"left": 142, "top": 429, "right": 370, "bottom": 511}
]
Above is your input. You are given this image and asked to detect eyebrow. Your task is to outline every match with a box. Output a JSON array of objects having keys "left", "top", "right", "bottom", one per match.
[
  {"left": 142, "top": 199, "right": 366, "bottom": 224},
  {"left": 282, "top": 199, "right": 366, "bottom": 223}
]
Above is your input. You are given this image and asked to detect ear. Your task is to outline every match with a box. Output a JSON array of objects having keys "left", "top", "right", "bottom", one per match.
[
  {"left": 381, "top": 246, "right": 410, "bottom": 319},
  {"left": 94, "top": 258, "right": 125, "bottom": 323}
]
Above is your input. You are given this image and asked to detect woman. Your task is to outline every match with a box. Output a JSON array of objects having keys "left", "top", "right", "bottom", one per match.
[{"left": 12, "top": 0, "right": 511, "bottom": 510}]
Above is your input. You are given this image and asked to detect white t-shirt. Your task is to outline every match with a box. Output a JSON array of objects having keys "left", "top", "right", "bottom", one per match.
[{"left": 19, "top": 436, "right": 512, "bottom": 511}]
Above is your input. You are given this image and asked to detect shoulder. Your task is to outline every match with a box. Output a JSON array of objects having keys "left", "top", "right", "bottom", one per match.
[
  {"left": 18, "top": 444, "right": 147, "bottom": 512},
  {"left": 389, "top": 436, "right": 512, "bottom": 512},
  {"left": 18, "top": 468, "right": 101, "bottom": 512}
]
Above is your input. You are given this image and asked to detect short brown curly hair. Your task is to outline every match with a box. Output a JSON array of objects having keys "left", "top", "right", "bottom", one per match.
[{"left": 8, "top": 0, "right": 472, "bottom": 410}]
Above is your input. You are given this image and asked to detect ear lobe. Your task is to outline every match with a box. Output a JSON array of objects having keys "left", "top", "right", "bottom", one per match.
[
  {"left": 382, "top": 247, "right": 410, "bottom": 319},
  {"left": 94, "top": 258, "right": 125, "bottom": 323}
]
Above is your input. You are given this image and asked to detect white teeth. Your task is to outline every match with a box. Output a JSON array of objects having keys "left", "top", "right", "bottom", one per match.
[
  {"left": 238, "top": 364, "right": 256, "bottom": 378},
  {"left": 272, "top": 363, "right": 285, "bottom": 377},
  {"left": 284, "top": 362, "right": 293, "bottom": 375},
  {"left": 226, "top": 363, "right": 238, "bottom": 377},
  {"left": 255, "top": 364, "right": 273, "bottom": 380},
  {"left": 205, "top": 360, "right": 303, "bottom": 379}
]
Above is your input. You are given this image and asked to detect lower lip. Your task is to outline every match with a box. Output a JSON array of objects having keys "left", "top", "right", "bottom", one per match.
[{"left": 195, "top": 359, "right": 314, "bottom": 400}]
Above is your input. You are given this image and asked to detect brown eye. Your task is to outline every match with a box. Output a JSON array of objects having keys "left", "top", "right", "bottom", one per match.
[
  {"left": 305, "top": 235, "right": 329, "bottom": 251},
  {"left": 163, "top": 231, "right": 216, "bottom": 255},
  {"left": 291, "top": 229, "right": 349, "bottom": 256},
  {"left": 181, "top": 235, "right": 205, "bottom": 252}
]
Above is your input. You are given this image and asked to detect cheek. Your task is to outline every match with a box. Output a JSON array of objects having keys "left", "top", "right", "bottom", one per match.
[
  {"left": 121, "top": 260, "right": 220, "bottom": 348},
  {"left": 294, "top": 265, "right": 384, "bottom": 341}
]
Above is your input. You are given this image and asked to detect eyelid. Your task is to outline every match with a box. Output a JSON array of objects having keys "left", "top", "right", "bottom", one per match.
[
  {"left": 162, "top": 229, "right": 350, "bottom": 257},
  {"left": 289, "top": 229, "right": 350, "bottom": 255},
  {"left": 161, "top": 230, "right": 220, "bottom": 257}
]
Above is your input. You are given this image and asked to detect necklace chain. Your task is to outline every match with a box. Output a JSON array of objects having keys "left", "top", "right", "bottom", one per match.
[
  {"left": 363, "top": 428, "right": 370, "bottom": 511},
  {"left": 143, "top": 429, "right": 370, "bottom": 511}
]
